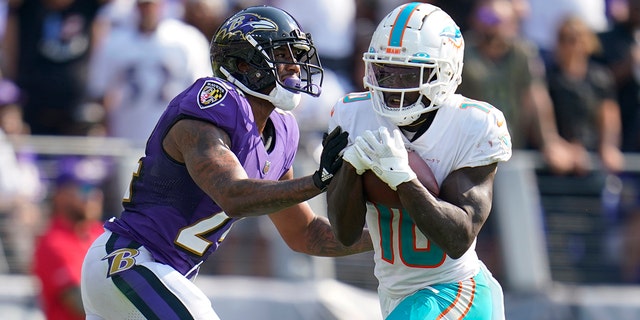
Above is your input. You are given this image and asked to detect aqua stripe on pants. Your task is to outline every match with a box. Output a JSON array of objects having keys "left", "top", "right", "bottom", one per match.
[{"left": 386, "top": 267, "right": 496, "bottom": 320}]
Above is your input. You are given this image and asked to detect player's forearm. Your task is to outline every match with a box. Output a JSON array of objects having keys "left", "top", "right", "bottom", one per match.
[
  {"left": 398, "top": 182, "right": 479, "bottom": 259},
  {"left": 599, "top": 99, "right": 621, "bottom": 149},
  {"left": 327, "top": 165, "right": 367, "bottom": 245},
  {"left": 298, "top": 216, "right": 373, "bottom": 256},
  {"left": 219, "top": 176, "right": 323, "bottom": 217},
  {"left": 527, "top": 83, "right": 563, "bottom": 148}
]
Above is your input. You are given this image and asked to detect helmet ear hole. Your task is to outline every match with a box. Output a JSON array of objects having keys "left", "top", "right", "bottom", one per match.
[{"left": 237, "top": 61, "right": 250, "bottom": 73}]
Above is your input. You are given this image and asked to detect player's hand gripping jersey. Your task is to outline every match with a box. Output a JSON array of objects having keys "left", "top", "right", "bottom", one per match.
[
  {"left": 329, "top": 92, "right": 512, "bottom": 298},
  {"left": 105, "top": 77, "right": 299, "bottom": 276}
]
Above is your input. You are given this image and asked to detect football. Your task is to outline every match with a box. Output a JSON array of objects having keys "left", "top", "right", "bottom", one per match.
[{"left": 362, "top": 151, "right": 439, "bottom": 208}]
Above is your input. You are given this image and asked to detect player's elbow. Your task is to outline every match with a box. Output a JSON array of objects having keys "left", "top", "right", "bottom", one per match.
[
  {"left": 214, "top": 197, "right": 263, "bottom": 218},
  {"left": 328, "top": 213, "right": 365, "bottom": 246},
  {"left": 334, "top": 229, "right": 361, "bottom": 247},
  {"left": 328, "top": 216, "right": 358, "bottom": 246},
  {"left": 447, "top": 247, "right": 468, "bottom": 260},
  {"left": 327, "top": 206, "right": 367, "bottom": 247},
  {"left": 444, "top": 237, "right": 474, "bottom": 259},
  {"left": 217, "top": 206, "right": 248, "bottom": 218},
  {"left": 285, "top": 240, "right": 307, "bottom": 254}
]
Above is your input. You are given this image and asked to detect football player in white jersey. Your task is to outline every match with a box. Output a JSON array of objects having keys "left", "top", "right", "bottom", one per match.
[{"left": 327, "top": 3, "right": 512, "bottom": 319}]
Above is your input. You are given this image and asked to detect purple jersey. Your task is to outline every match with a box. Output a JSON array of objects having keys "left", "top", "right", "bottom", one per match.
[{"left": 105, "top": 77, "right": 299, "bottom": 275}]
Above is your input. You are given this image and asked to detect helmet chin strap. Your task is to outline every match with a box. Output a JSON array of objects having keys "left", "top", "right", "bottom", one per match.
[{"left": 219, "top": 67, "right": 301, "bottom": 111}]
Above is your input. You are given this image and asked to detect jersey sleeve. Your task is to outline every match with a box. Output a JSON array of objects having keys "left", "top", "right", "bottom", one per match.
[
  {"left": 328, "top": 98, "right": 342, "bottom": 132},
  {"left": 328, "top": 92, "right": 370, "bottom": 144},
  {"left": 175, "top": 78, "right": 246, "bottom": 136},
  {"left": 457, "top": 99, "right": 513, "bottom": 168},
  {"left": 278, "top": 112, "right": 300, "bottom": 177}
]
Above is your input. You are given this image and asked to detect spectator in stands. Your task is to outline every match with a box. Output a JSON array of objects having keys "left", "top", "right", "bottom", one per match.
[
  {"left": 87, "top": 0, "right": 211, "bottom": 147},
  {"left": 32, "top": 156, "right": 107, "bottom": 320},
  {"left": 0, "top": 78, "right": 29, "bottom": 137},
  {"left": 0, "top": 79, "right": 43, "bottom": 274},
  {"left": 547, "top": 16, "right": 624, "bottom": 176},
  {"left": 272, "top": 0, "right": 357, "bottom": 91},
  {"left": 182, "top": 0, "right": 229, "bottom": 41},
  {"left": 521, "top": 0, "right": 609, "bottom": 68},
  {"left": 456, "top": 0, "right": 575, "bottom": 284},
  {"left": 93, "top": 0, "right": 138, "bottom": 33},
  {"left": 4, "top": 0, "right": 107, "bottom": 136},
  {"left": 93, "top": 0, "right": 186, "bottom": 37},
  {"left": 595, "top": 0, "right": 640, "bottom": 284},
  {"left": 458, "top": 0, "right": 574, "bottom": 174},
  {"left": 608, "top": 0, "right": 632, "bottom": 24},
  {"left": 372, "top": 0, "right": 528, "bottom": 35},
  {"left": 596, "top": 0, "right": 640, "bottom": 152}
]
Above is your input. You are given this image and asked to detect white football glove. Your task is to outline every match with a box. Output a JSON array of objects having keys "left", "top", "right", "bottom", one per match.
[
  {"left": 355, "top": 127, "right": 416, "bottom": 190},
  {"left": 342, "top": 144, "right": 369, "bottom": 175}
]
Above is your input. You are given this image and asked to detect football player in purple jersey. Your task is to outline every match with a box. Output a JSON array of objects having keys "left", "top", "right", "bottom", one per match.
[{"left": 80, "top": 5, "right": 372, "bottom": 319}]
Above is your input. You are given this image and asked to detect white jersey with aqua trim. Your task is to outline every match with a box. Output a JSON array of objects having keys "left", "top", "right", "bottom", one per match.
[{"left": 328, "top": 92, "right": 512, "bottom": 299}]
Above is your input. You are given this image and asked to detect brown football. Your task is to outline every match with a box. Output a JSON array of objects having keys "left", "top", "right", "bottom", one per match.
[{"left": 362, "top": 151, "right": 439, "bottom": 208}]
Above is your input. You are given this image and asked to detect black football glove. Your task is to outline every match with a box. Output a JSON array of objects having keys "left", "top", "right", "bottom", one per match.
[{"left": 312, "top": 126, "right": 349, "bottom": 191}]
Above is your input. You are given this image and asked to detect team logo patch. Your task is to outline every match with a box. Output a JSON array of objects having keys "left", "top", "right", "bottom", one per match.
[
  {"left": 441, "top": 26, "right": 464, "bottom": 48},
  {"left": 198, "top": 80, "right": 227, "bottom": 109},
  {"left": 215, "top": 13, "right": 278, "bottom": 41},
  {"left": 103, "top": 248, "right": 139, "bottom": 277}
]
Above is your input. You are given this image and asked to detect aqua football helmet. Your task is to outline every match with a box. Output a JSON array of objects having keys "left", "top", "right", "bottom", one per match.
[
  {"left": 363, "top": 2, "right": 464, "bottom": 125},
  {"left": 210, "top": 6, "right": 323, "bottom": 111}
]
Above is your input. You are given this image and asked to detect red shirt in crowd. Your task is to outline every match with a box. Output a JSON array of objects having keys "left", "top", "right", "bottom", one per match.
[{"left": 33, "top": 215, "right": 103, "bottom": 320}]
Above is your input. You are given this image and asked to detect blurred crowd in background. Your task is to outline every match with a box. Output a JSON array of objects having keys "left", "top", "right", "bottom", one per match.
[{"left": 1, "top": 0, "right": 640, "bottom": 306}]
